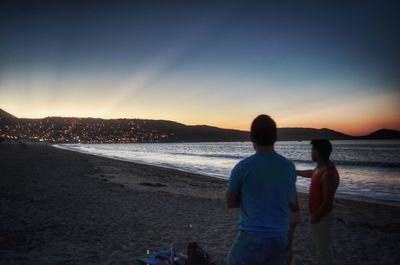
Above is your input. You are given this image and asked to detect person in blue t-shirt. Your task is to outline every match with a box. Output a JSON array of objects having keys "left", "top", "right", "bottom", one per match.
[{"left": 226, "top": 114, "right": 297, "bottom": 265}]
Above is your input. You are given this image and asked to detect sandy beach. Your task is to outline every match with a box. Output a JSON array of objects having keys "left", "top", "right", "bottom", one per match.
[{"left": 0, "top": 144, "right": 399, "bottom": 265}]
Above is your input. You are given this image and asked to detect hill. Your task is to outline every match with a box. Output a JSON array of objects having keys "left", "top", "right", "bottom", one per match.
[
  {"left": 0, "top": 109, "right": 399, "bottom": 142},
  {"left": 139, "top": 120, "right": 249, "bottom": 142},
  {"left": 0, "top": 109, "right": 17, "bottom": 120},
  {"left": 107, "top": 120, "right": 357, "bottom": 142},
  {"left": 358, "top": 129, "right": 400, "bottom": 140},
  {"left": 278, "top": 128, "right": 354, "bottom": 141}
]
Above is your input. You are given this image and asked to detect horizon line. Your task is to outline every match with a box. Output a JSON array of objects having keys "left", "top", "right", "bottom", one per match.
[{"left": 1, "top": 111, "right": 398, "bottom": 137}]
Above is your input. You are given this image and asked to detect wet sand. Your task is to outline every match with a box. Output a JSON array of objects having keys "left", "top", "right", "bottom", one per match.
[{"left": 0, "top": 144, "right": 399, "bottom": 264}]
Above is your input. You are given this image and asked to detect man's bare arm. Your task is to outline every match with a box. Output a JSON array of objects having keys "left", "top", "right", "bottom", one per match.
[
  {"left": 296, "top": 170, "right": 313, "bottom": 178},
  {"left": 225, "top": 191, "right": 241, "bottom": 208}
]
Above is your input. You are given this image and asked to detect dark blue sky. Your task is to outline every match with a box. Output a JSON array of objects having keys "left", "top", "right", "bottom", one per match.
[{"left": 1, "top": 0, "right": 399, "bottom": 134}]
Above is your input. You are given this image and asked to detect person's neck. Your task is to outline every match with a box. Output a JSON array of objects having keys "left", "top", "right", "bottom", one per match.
[
  {"left": 316, "top": 159, "right": 330, "bottom": 168},
  {"left": 254, "top": 144, "right": 275, "bottom": 154}
]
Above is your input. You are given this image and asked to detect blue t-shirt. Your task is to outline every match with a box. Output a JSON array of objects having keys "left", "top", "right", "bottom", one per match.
[{"left": 228, "top": 153, "right": 296, "bottom": 237}]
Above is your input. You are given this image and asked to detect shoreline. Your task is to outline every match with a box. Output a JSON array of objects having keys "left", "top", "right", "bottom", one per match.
[
  {"left": 53, "top": 143, "right": 400, "bottom": 207},
  {"left": 1, "top": 143, "right": 399, "bottom": 264}
]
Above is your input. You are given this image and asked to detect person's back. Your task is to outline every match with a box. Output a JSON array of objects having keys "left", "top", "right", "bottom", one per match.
[
  {"left": 231, "top": 153, "right": 296, "bottom": 237},
  {"left": 226, "top": 115, "right": 296, "bottom": 265}
]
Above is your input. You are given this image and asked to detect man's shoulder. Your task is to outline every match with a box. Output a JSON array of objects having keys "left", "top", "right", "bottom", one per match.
[
  {"left": 230, "top": 156, "right": 256, "bottom": 178},
  {"left": 324, "top": 161, "right": 340, "bottom": 176},
  {"left": 236, "top": 154, "right": 257, "bottom": 167},
  {"left": 233, "top": 154, "right": 263, "bottom": 170},
  {"left": 237, "top": 153, "right": 294, "bottom": 169}
]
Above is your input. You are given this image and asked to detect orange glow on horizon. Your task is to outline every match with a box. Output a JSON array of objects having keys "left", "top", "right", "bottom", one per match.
[
  {"left": 182, "top": 119, "right": 400, "bottom": 137},
  {"left": 1, "top": 74, "right": 399, "bottom": 137}
]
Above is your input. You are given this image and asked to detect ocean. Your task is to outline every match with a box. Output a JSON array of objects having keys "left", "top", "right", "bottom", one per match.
[{"left": 55, "top": 140, "right": 400, "bottom": 206}]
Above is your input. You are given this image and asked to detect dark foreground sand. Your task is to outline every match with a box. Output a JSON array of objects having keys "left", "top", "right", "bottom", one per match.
[{"left": 0, "top": 144, "right": 399, "bottom": 265}]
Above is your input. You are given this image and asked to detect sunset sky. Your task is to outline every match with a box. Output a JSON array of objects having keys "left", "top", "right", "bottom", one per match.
[{"left": 1, "top": 0, "right": 399, "bottom": 136}]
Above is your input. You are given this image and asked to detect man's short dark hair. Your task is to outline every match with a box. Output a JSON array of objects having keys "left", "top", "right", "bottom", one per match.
[
  {"left": 311, "top": 139, "right": 332, "bottom": 160},
  {"left": 251, "top": 115, "right": 277, "bottom": 146}
]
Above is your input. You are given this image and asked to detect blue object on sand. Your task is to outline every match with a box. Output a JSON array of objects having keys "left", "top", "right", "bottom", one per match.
[{"left": 137, "top": 249, "right": 176, "bottom": 265}]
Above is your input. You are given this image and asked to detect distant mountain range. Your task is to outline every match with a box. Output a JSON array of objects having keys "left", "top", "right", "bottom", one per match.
[{"left": 0, "top": 108, "right": 399, "bottom": 142}]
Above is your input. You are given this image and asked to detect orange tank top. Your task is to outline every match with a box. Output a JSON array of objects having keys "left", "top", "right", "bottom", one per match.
[{"left": 309, "top": 162, "right": 339, "bottom": 215}]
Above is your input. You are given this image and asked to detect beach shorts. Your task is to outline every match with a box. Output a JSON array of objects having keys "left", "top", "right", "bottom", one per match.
[
  {"left": 227, "top": 231, "right": 288, "bottom": 265},
  {"left": 310, "top": 210, "right": 335, "bottom": 265}
]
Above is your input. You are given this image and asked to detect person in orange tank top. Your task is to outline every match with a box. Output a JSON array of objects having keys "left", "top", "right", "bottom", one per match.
[{"left": 296, "top": 139, "right": 339, "bottom": 265}]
